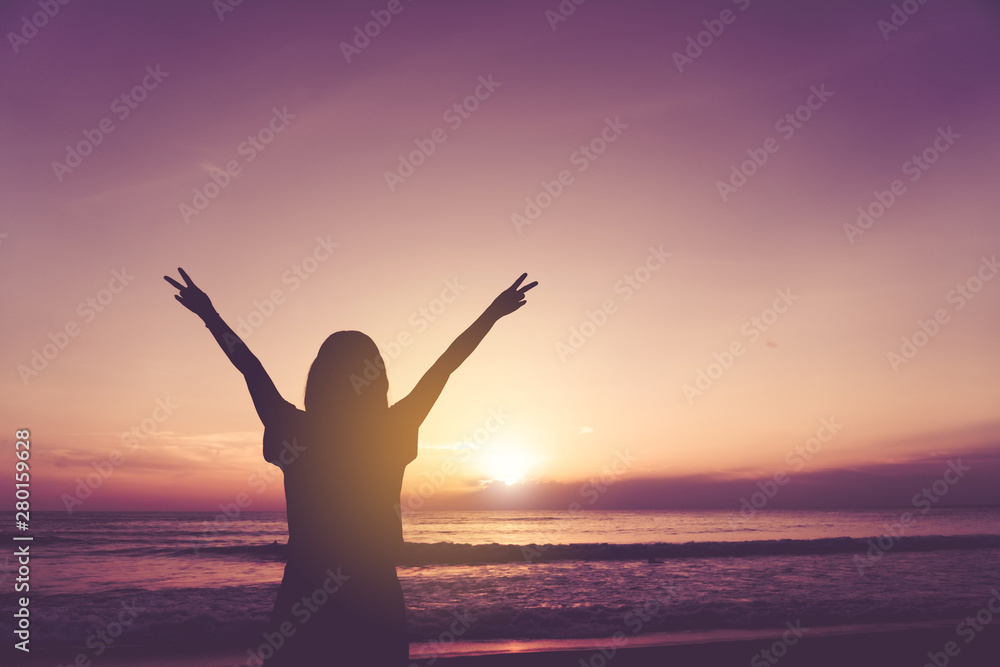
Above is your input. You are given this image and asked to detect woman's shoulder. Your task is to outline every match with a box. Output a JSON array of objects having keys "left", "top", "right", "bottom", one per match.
[
  {"left": 268, "top": 398, "right": 307, "bottom": 429},
  {"left": 263, "top": 399, "right": 307, "bottom": 466},
  {"left": 386, "top": 403, "right": 419, "bottom": 463}
]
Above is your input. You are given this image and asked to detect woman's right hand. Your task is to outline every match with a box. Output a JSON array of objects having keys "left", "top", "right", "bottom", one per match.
[
  {"left": 488, "top": 273, "right": 538, "bottom": 319},
  {"left": 164, "top": 268, "right": 217, "bottom": 320}
]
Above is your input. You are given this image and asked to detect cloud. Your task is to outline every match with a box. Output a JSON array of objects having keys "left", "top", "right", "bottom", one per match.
[{"left": 422, "top": 443, "right": 1000, "bottom": 510}]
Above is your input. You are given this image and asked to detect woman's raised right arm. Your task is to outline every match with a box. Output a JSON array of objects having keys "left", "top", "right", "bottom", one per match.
[{"left": 395, "top": 273, "right": 538, "bottom": 427}]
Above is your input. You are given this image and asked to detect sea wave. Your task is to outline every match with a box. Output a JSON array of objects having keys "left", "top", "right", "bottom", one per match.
[
  {"left": 170, "top": 534, "right": 1000, "bottom": 564},
  {"left": 3, "top": 579, "right": 986, "bottom": 649}
]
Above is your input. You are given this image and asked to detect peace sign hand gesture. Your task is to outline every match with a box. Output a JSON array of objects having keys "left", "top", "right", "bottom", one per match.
[
  {"left": 488, "top": 273, "right": 539, "bottom": 319},
  {"left": 164, "top": 268, "right": 217, "bottom": 320}
]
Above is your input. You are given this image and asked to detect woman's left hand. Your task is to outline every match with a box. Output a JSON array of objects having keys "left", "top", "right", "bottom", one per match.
[{"left": 164, "top": 268, "right": 217, "bottom": 320}]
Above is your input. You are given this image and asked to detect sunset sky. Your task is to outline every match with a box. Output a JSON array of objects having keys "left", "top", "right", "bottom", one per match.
[{"left": 2, "top": 0, "right": 999, "bottom": 512}]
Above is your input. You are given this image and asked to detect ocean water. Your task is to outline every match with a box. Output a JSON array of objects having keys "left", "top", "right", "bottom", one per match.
[{"left": 4, "top": 508, "right": 1000, "bottom": 654}]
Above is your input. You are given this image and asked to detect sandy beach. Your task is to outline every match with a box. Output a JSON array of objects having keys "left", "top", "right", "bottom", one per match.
[{"left": 16, "top": 622, "right": 999, "bottom": 667}]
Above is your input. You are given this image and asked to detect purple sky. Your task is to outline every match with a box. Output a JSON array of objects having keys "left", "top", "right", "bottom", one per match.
[{"left": 1, "top": 0, "right": 999, "bottom": 511}]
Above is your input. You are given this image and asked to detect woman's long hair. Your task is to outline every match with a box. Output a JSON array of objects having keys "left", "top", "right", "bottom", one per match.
[{"left": 304, "top": 331, "right": 389, "bottom": 422}]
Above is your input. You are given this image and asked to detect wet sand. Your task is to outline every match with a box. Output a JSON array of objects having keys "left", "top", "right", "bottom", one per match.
[{"left": 15, "top": 621, "right": 1000, "bottom": 667}]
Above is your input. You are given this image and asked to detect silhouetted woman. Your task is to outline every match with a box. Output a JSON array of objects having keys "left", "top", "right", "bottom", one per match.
[{"left": 164, "top": 268, "right": 537, "bottom": 665}]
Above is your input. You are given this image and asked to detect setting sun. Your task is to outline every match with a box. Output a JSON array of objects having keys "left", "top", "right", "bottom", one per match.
[{"left": 482, "top": 446, "right": 537, "bottom": 486}]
